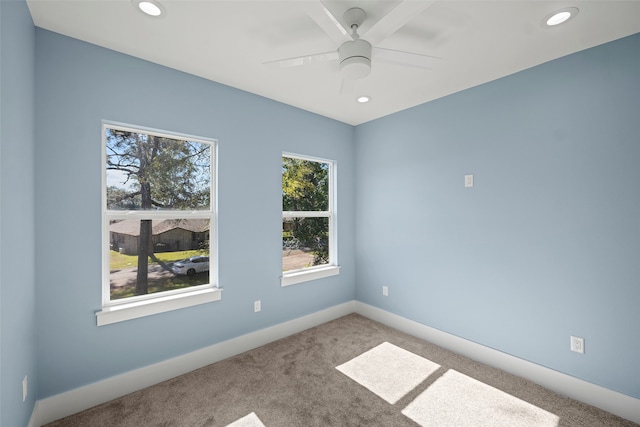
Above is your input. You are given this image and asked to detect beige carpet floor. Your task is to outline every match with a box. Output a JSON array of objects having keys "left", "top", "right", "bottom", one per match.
[{"left": 46, "top": 314, "right": 638, "bottom": 426}]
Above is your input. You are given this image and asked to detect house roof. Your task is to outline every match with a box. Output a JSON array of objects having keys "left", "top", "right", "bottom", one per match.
[{"left": 110, "top": 219, "right": 210, "bottom": 237}]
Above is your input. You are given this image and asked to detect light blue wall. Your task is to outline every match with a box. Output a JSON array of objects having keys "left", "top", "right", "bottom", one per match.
[
  {"left": 0, "top": 0, "right": 37, "bottom": 425},
  {"left": 355, "top": 33, "right": 640, "bottom": 398},
  {"left": 34, "top": 29, "right": 355, "bottom": 398}
]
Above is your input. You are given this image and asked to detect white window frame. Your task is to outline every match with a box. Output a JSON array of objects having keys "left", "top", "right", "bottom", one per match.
[
  {"left": 97, "top": 121, "right": 220, "bottom": 326},
  {"left": 281, "top": 153, "right": 339, "bottom": 286}
]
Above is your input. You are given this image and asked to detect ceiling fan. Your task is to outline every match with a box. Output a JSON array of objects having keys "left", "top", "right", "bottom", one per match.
[{"left": 264, "top": 1, "right": 442, "bottom": 92}]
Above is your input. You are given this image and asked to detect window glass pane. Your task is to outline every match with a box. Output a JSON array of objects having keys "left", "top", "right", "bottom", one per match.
[
  {"left": 282, "top": 157, "right": 329, "bottom": 211},
  {"left": 109, "top": 218, "right": 210, "bottom": 300},
  {"left": 282, "top": 217, "right": 329, "bottom": 271},
  {"left": 106, "top": 128, "right": 211, "bottom": 211}
]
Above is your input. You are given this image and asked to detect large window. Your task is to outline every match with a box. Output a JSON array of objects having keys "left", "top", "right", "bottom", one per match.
[
  {"left": 282, "top": 153, "right": 339, "bottom": 286},
  {"left": 97, "top": 122, "right": 219, "bottom": 325}
]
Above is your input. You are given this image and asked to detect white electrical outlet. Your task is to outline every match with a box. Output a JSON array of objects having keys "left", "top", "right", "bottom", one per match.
[
  {"left": 254, "top": 300, "right": 261, "bottom": 313},
  {"left": 570, "top": 335, "right": 584, "bottom": 354},
  {"left": 464, "top": 174, "right": 474, "bottom": 188},
  {"left": 22, "top": 376, "right": 28, "bottom": 402},
  {"left": 382, "top": 286, "right": 389, "bottom": 296}
]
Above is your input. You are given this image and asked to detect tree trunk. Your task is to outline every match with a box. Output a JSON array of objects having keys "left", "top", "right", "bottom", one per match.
[
  {"left": 136, "top": 179, "right": 153, "bottom": 295},
  {"left": 135, "top": 219, "right": 152, "bottom": 295}
]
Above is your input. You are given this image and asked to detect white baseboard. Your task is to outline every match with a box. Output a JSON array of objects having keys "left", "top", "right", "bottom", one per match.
[
  {"left": 353, "top": 301, "right": 640, "bottom": 425},
  {"left": 29, "top": 300, "right": 640, "bottom": 426},
  {"left": 29, "top": 301, "right": 356, "bottom": 427}
]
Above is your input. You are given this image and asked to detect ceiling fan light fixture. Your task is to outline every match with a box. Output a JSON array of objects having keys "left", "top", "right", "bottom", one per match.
[
  {"left": 341, "top": 57, "right": 371, "bottom": 79},
  {"left": 339, "top": 39, "right": 372, "bottom": 80}
]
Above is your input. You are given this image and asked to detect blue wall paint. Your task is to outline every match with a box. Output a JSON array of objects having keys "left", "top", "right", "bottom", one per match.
[
  {"left": 0, "top": 1, "right": 37, "bottom": 425},
  {"left": 34, "top": 29, "right": 355, "bottom": 398},
  {"left": 355, "top": 33, "right": 640, "bottom": 398}
]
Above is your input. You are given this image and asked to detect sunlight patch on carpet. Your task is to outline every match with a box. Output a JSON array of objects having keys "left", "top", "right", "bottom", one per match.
[
  {"left": 336, "top": 341, "right": 441, "bottom": 404},
  {"left": 402, "top": 370, "right": 559, "bottom": 427},
  {"left": 225, "top": 412, "right": 265, "bottom": 427}
]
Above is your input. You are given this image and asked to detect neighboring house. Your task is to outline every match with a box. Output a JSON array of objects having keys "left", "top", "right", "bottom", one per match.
[{"left": 110, "top": 219, "right": 209, "bottom": 255}]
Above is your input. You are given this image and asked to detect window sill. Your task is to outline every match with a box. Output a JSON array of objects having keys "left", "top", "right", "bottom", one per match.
[
  {"left": 96, "top": 287, "right": 222, "bottom": 326},
  {"left": 281, "top": 265, "right": 340, "bottom": 287}
]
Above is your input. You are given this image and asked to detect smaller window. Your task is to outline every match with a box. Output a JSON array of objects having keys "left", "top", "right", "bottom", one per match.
[{"left": 281, "top": 154, "right": 339, "bottom": 286}]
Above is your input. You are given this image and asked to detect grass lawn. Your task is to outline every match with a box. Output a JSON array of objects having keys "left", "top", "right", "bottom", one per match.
[
  {"left": 110, "top": 249, "right": 204, "bottom": 270},
  {"left": 110, "top": 273, "right": 208, "bottom": 300}
]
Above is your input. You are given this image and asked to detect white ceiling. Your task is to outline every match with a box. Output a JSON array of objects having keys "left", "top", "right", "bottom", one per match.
[{"left": 26, "top": 0, "right": 640, "bottom": 125}]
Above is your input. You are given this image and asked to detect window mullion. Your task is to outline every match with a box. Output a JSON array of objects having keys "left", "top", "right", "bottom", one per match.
[
  {"left": 106, "top": 211, "right": 213, "bottom": 221},
  {"left": 282, "top": 211, "right": 330, "bottom": 218}
]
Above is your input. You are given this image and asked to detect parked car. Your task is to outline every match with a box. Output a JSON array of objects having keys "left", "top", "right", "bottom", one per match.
[{"left": 172, "top": 256, "right": 209, "bottom": 276}]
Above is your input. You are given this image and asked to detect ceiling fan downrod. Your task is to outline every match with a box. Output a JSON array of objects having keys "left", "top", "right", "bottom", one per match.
[
  {"left": 343, "top": 7, "right": 366, "bottom": 39},
  {"left": 338, "top": 7, "right": 371, "bottom": 80},
  {"left": 351, "top": 24, "right": 360, "bottom": 40}
]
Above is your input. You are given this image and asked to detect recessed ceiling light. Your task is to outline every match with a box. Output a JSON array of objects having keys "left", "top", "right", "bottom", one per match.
[
  {"left": 133, "top": 0, "right": 165, "bottom": 17},
  {"left": 357, "top": 96, "right": 370, "bottom": 103},
  {"left": 543, "top": 7, "right": 579, "bottom": 27}
]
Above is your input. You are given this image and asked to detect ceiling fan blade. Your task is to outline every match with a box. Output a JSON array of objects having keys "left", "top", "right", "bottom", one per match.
[
  {"left": 264, "top": 51, "right": 338, "bottom": 69},
  {"left": 300, "top": 1, "right": 352, "bottom": 45},
  {"left": 362, "top": 1, "right": 436, "bottom": 46},
  {"left": 373, "top": 47, "right": 442, "bottom": 69}
]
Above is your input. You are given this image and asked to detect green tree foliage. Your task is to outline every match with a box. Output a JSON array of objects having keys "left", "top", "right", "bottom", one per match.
[
  {"left": 106, "top": 186, "right": 139, "bottom": 210},
  {"left": 282, "top": 157, "right": 329, "bottom": 265},
  {"left": 106, "top": 128, "right": 210, "bottom": 295}
]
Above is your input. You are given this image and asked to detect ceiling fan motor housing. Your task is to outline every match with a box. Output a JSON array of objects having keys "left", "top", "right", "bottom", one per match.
[{"left": 339, "top": 39, "right": 372, "bottom": 79}]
